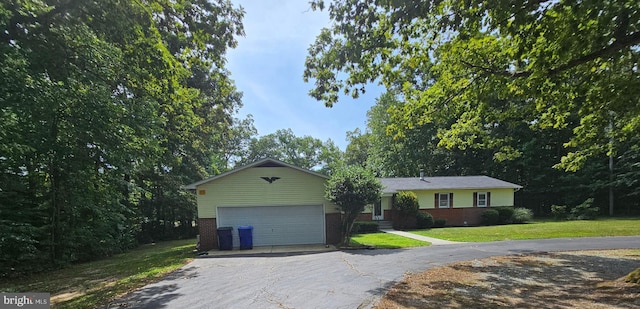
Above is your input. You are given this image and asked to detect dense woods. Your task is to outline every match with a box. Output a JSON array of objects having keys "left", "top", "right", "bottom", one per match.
[
  {"left": 306, "top": 1, "right": 640, "bottom": 216},
  {"left": 0, "top": 0, "right": 246, "bottom": 276}
]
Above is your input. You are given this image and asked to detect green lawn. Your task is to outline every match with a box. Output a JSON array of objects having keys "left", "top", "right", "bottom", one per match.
[
  {"left": 350, "top": 232, "right": 430, "bottom": 248},
  {"left": 411, "top": 218, "right": 640, "bottom": 242},
  {"left": 0, "top": 239, "right": 196, "bottom": 309}
]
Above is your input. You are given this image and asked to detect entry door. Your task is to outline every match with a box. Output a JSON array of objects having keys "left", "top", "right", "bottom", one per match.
[{"left": 372, "top": 200, "right": 383, "bottom": 220}]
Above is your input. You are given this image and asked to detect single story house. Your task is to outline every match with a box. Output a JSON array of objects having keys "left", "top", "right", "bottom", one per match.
[
  {"left": 186, "top": 158, "right": 522, "bottom": 250},
  {"left": 361, "top": 172, "right": 523, "bottom": 226}
]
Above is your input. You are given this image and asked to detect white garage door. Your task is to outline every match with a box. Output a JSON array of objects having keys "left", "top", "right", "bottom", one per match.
[{"left": 217, "top": 205, "right": 325, "bottom": 247}]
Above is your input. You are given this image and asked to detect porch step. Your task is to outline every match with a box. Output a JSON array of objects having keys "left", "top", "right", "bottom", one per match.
[{"left": 376, "top": 221, "right": 393, "bottom": 230}]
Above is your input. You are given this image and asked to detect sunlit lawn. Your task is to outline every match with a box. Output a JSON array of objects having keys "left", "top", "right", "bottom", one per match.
[
  {"left": 0, "top": 239, "right": 196, "bottom": 309},
  {"left": 350, "top": 232, "right": 430, "bottom": 249},
  {"left": 411, "top": 218, "right": 640, "bottom": 242}
]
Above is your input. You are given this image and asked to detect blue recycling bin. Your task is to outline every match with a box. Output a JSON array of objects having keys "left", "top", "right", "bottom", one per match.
[
  {"left": 217, "top": 227, "right": 233, "bottom": 250},
  {"left": 238, "top": 225, "right": 253, "bottom": 250}
]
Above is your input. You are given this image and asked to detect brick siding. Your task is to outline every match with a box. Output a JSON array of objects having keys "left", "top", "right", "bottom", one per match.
[
  {"left": 424, "top": 207, "right": 488, "bottom": 226},
  {"left": 325, "top": 213, "right": 341, "bottom": 245},
  {"left": 198, "top": 218, "right": 217, "bottom": 250}
]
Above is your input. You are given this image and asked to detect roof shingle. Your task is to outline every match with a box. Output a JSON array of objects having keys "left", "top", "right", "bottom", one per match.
[{"left": 379, "top": 176, "right": 522, "bottom": 194}]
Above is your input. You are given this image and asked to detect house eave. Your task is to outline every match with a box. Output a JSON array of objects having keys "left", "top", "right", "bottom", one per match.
[{"left": 184, "top": 158, "right": 329, "bottom": 190}]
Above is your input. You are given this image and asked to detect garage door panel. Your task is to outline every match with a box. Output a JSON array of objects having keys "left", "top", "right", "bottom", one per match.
[{"left": 217, "top": 205, "right": 325, "bottom": 247}]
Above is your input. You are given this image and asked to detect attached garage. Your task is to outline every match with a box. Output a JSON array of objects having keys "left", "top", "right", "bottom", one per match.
[
  {"left": 217, "top": 205, "right": 325, "bottom": 246},
  {"left": 186, "top": 158, "right": 342, "bottom": 250}
]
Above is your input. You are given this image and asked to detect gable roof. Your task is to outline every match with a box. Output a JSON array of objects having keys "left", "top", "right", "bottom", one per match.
[
  {"left": 379, "top": 176, "right": 522, "bottom": 194},
  {"left": 184, "top": 158, "right": 328, "bottom": 190}
]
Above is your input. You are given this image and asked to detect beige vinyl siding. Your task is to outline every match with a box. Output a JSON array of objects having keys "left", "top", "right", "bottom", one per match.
[
  {"left": 382, "top": 196, "right": 393, "bottom": 210},
  {"left": 413, "top": 188, "right": 516, "bottom": 209},
  {"left": 487, "top": 188, "right": 515, "bottom": 206},
  {"left": 197, "top": 167, "right": 338, "bottom": 218}
]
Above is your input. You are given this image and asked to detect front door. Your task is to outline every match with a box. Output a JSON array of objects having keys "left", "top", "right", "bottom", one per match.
[{"left": 372, "top": 199, "right": 383, "bottom": 221}]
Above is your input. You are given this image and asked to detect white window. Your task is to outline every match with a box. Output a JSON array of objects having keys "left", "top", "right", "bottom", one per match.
[
  {"left": 477, "top": 192, "right": 487, "bottom": 207},
  {"left": 438, "top": 193, "right": 450, "bottom": 208}
]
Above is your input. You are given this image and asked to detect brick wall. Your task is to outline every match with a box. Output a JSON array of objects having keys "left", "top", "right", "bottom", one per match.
[
  {"left": 392, "top": 213, "right": 417, "bottom": 230},
  {"left": 198, "top": 218, "right": 218, "bottom": 250},
  {"left": 355, "top": 208, "right": 487, "bottom": 228},
  {"left": 384, "top": 210, "right": 394, "bottom": 221},
  {"left": 354, "top": 210, "right": 395, "bottom": 222},
  {"left": 425, "top": 207, "right": 487, "bottom": 226},
  {"left": 355, "top": 213, "right": 371, "bottom": 221},
  {"left": 325, "top": 213, "right": 341, "bottom": 245}
]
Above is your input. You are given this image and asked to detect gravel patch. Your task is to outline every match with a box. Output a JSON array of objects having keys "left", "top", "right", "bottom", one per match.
[{"left": 377, "top": 249, "right": 640, "bottom": 308}]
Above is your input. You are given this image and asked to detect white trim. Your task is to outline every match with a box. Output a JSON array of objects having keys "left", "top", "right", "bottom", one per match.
[
  {"left": 185, "top": 158, "right": 328, "bottom": 189},
  {"left": 477, "top": 192, "right": 488, "bottom": 207},
  {"left": 438, "top": 193, "right": 450, "bottom": 208},
  {"left": 372, "top": 199, "right": 384, "bottom": 220}
]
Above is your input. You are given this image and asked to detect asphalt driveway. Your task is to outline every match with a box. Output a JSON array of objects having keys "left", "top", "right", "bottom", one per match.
[{"left": 105, "top": 236, "right": 640, "bottom": 309}]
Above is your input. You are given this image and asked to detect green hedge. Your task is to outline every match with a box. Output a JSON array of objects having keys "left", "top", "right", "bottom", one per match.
[
  {"left": 416, "top": 212, "right": 434, "bottom": 229},
  {"left": 433, "top": 218, "right": 446, "bottom": 228},
  {"left": 352, "top": 221, "right": 379, "bottom": 234},
  {"left": 512, "top": 208, "right": 534, "bottom": 223},
  {"left": 481, "top": 209, "right": 499, "bottom": 225},
  {"left": 495, "top": 207, "right": 515, "bottom": 224}
]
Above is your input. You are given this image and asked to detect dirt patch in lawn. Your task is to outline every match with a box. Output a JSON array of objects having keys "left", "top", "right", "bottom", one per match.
[{"left": 377, "top": 249, "right": 640, "bottom": 308}]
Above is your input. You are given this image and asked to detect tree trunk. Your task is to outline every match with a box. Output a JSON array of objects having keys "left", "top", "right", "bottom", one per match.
[{"left": 340, "top": 212, "right": 358, "bottom": 246}]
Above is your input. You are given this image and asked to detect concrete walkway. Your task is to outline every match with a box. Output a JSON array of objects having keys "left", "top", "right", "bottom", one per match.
[{"left": 380, "top": 229, "right": 462, "bottom": 245}]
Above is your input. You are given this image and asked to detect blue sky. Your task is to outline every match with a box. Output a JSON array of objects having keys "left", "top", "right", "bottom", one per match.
[{"left": 226, "top": 0, "right": 383, "bottom": 150}]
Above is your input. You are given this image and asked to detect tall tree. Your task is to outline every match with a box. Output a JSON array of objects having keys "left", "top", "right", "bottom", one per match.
[
  {"left": 325, "top": 165, "right": 382, "bottom": 245},
  {"left": 304, "top": 0, "right": 640, "bottom": 172},
  {"left": 0, "top": 0, "right": 245, "bottom": 274},
  {"left": 237, "top": 129, "right": 342, "bottom": 173}
]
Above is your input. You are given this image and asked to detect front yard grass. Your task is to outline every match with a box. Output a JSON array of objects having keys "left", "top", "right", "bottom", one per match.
[
  {"left": 350, "top": 232, "right": 430, "bottom": 249},
  {"left": 411, "top": 217, "right": 640, "bottom": 242},
  {"left": 0, "top": 239, "right": 196, "bottom": 309}
]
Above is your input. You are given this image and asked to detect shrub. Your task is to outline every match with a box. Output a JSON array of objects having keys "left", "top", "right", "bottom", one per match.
[
  {"left": 511, "top": 208, "right": 534, "bottom": 223},
  {"left": 569, "top": 198, "right": 600, "bottom": 220},
  {"left": 481, "top": 209, "right": 499, "bottom": 225},
  {"left": 625, "top": 267, "right": 640, "bottom": 284},
  {"left": 416, "top": 212, "right": 434, "bottom": 229},
  {"left": 351, "top": 221, "right": 379, "bottom": 234},
  {"left": 551, "top": 205, "right": 568, "bottom": 220},
  {"left": 433, "top": 218, "right": 446, "bottom": 228},
  {"left": 495, "top": 207, "right": 515, "bottom": 224},
  {"left": 394, "top": 191, "right": 420, "bottom": 216}
]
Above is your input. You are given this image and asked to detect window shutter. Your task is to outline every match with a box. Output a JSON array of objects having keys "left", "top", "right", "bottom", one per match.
[
  {"left": 449, "top": 193, "right": 454, "bottom": 208},
  {"left": 473, "top": 192, "right": 478, "bottom": 207},
  {"left": 487, "top": 192, "right": 491, "bottom": 207},
  {"left": 434, "top": 193, "right": 438, "bottom": 208}
]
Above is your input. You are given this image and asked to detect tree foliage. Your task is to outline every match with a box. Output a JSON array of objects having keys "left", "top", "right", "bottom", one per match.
[
  {"left": 394, "top": 191, "right": 420, "bottom": 217},
  {"left": 325, "top": 165, "right": 382, "bottom": 245},
  {"left": 305, "top": 0, "right": 640, "bottom": 171},
  {"left": 237, "top": 128, "right": 342, "bottom": 173},
  {"left": 0, "top": 0, "right": 245, "bottom": 276}
]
